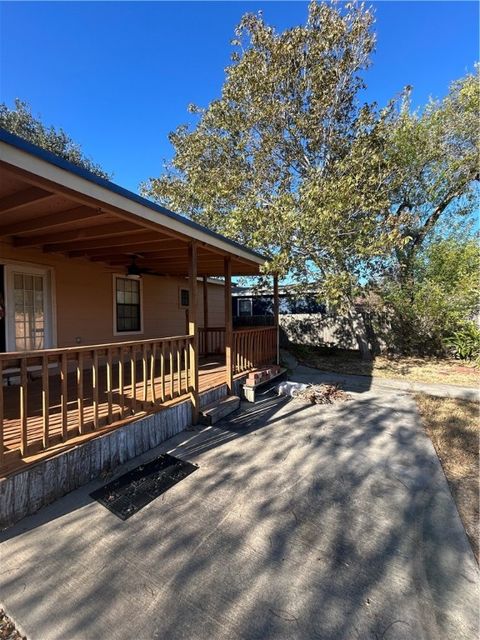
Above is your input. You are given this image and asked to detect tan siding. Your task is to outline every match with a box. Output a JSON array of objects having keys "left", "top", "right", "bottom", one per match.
[
  {"left": 196, "top": 281, "right": 225, "bottom": 328},
  {"left": 0, "top": 241, "right": 225, "bottom": 349}
]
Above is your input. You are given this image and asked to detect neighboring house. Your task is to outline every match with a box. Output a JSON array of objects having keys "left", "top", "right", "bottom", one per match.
[
  {"left": 232, "top": 284, "right": 326, "bottom": 326},
  {"left": 0, "top": 129, "right": 279, "bottom": 526},
  {"left": 233, "top": 285, "right": 384, "bottom": 352}
]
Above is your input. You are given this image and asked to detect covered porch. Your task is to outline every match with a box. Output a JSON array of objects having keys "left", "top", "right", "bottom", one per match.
[{"left": 0, "top": 130, "right": 279, "bottom": 480}]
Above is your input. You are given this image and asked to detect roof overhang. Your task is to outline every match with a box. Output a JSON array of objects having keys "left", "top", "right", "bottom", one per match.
[{"left": 0, "top": 130, "right": 266, "bottom": 277}]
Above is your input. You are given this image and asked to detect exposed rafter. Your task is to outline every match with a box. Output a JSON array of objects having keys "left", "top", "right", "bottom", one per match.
[
  {"left": 67, "top": 238, "right": 177, "bottom": 258},
  {"left": 42, "top": 231, "right": 167, "bottom": 253},
  {"left": 0, "top": 186, "right": 55, "bottom": 214},
  {"left": 0, "top": 205, "right": 100, "bottom": 236},
  {"left": 13, "top": 221, "right": 146, "bottom": 248}
]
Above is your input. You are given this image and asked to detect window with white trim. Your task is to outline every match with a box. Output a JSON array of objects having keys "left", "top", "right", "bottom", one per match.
[{"left": 115, "top": 276, "right": 142, "bottom": 333}]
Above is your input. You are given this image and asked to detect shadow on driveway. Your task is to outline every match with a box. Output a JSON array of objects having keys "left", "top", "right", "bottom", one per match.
[{"left": 0, "top": 389, "right": 478, "bottom": 640}]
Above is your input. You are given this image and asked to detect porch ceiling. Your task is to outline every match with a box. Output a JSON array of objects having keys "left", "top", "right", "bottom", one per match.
[{"left": 0, "top": 132, "right": 265, "bottom": 277}]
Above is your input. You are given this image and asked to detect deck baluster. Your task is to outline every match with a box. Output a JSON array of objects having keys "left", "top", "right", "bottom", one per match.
[
  {"left": 130, "top": 345, "right": 137, "bottom": 413},
  {"left": 61, "top": 352, "right": 68, "bottom": 441},
  {"left": 42, "top": 354, "right": 49, "bottom": 448},
  {"left": 92, "top": 349, "right": 99, "bottom": 430},
  {"left": 142, "top": 343, "right": 148, "bottom": 402},
  {"left": 150, "top": 342, "right": 157, "bottom": 404},
  {"left": 20, "top": 357, "right": 28, "bottom": 456},
  {"left": 77, "top": 352, "right": 84, "bottom": 432},
  {"left": 106, "top": 348, "right": 113, "bottom": 424}
]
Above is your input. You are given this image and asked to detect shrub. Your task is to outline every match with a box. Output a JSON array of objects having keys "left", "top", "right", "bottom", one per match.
[{"left": 444, "top": 322, "right": 480, "bottom": 361}]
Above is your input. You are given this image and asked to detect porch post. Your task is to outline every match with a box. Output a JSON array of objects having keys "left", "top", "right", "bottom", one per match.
[
  {"left": 188, "top": 241, "right": 199, "bottom": 423},
  {"left": 273, "top": 273, "right": 280, "bottom": 365},
  {"left": 202, "top": 275, "right": 209, "bottom": 330},
  {"left": 224, "top": 257, "right": 233, "bottom": 394}
]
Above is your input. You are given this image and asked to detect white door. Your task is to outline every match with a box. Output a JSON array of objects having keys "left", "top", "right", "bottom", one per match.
[{"left": 5, "top": 265, "right": 53, "bottom": 351}]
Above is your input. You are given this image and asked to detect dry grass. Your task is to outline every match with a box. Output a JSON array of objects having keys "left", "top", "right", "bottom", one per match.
[
  {"left": 416, "top": 394, "right": 479, "bottom": 562},
  {"left": 289, "top": 344, "right": 480, "bottom": 387}
]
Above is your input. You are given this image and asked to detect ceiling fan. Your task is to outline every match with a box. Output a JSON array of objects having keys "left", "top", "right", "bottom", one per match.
[{"left": 126, "top": 254, "right": 168, "bottom": 278}]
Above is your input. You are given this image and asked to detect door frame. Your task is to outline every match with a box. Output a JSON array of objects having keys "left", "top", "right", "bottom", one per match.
[{"left": 2, "top": 260, "right": 57, "bottom": 352}]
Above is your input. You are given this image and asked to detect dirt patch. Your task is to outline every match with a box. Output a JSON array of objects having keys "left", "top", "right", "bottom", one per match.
[
  {"left": 450, "top": 365, "right": 478, "bottom": 375},
  {"left": 0, "top": 609, "right": 26, "bottom": 640},
  {"left": 416, "top": 394, "right": 479, "bottom": 563},
  {"left": 288, "top": 344, "right": 480, "bottom": 387}
]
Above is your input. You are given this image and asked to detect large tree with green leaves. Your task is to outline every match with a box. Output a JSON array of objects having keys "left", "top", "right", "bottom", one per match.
[
  {"left": 142, "top": 1, "right": 479, "bottom": 359},
  {"left": 387, "top": 70, "right": 479, "bottom": 287},
  {"left": 0, "top": 99, "right": 110, "bottom": 179}
]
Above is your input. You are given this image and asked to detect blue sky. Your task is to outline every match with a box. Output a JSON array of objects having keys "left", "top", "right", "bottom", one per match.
[{"left": 0, "top": 1, "right": 478, "bottom": 192}]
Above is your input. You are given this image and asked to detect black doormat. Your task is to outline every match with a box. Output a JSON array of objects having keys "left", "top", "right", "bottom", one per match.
[{"left": 90, "top": 453, "right": 198, "bottom": 520}]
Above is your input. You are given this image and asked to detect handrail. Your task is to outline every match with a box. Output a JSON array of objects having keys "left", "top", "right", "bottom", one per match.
[
  {"left": 233, "top": 326, "right": 276, "bottom": 334},
  {"left": 0, "top": 334, "right": 193, "bottom": 361}
]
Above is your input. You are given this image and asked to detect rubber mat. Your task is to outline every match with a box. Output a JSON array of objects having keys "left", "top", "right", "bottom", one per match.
[{"left": 90, "top": 453, "right": 197, "bottom": 520}]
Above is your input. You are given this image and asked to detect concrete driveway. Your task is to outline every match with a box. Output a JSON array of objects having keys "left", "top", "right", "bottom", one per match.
[{"left": 0, "top": 386, "right": 478, "bottom": 640}]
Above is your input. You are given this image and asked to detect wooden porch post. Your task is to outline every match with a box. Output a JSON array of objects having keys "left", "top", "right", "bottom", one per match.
[
  {"left": 273, "top": 273, "right": 280, "bottom": 365},
  {"left": 203, "top": 275, "right": 209, "bottom": 330},
  {"left": 188, "top": 241, "right": 199, "bottom": 423},
  {"left": 224, "top": 257, "right": 233, "bottom": 394}
]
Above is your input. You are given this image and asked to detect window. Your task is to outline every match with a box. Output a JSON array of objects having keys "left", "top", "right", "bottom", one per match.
[
  {"left": 4, "top": 263, "right": 54, "bottom": 352},
  {"left": 115, "top": 276, "right": 142, "bottom": 333},
  {"left": 238, "top": 298, "right": 253, "bottom": 317},
  {"left": 179, "top": 288, "right": 189, "bottom": 308}
]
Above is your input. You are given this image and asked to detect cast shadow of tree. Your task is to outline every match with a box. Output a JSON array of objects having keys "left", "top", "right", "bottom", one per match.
[{"left": 1, "top": 390, "right": 477, "bottom": 639}]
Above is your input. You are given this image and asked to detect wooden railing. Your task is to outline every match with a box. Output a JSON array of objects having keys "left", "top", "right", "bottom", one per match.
[
  {"left": 0, "top": 335, "right": 193, "bottom": 466},
  {"left": 233, "top": 326, "right": 277, "bottom": 374},
  {"left": 199, "top": 327, "right": 225, "bottom": 356},
  {"left": 0, "top": 325, "right": 279, "bottom": 469}
]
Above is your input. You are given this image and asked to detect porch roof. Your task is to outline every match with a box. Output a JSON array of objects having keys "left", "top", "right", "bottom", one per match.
[{"left": 0, "top": 129, "right": 266, "bottom": 276}]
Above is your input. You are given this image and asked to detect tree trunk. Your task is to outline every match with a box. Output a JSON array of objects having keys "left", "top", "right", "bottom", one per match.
[{"left": 346, "top": 305, "right": 373, "bottom": 362}]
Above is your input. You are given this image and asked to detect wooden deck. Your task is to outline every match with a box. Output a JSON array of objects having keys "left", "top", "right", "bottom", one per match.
[{"left": 1, "top": 356, "right": 234, "bottom": 478}]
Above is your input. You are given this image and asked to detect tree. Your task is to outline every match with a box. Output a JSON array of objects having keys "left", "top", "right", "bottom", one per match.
[
  {"left": 382, "top": 232, "right": 480, "bottom": 355},
  {"left": 0, "top": 99, "right": 110, "bottom": 179},
  {"left": 142, "top": 1, "right": 478, "bottom": 359},
  {"left": 143, "top": 1, "right": 406, "bottom": 360},
  {"left": 387, "top": 69, "right": 479, "bottom": 287}
]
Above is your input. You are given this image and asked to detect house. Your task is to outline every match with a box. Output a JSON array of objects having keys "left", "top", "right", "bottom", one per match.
[
  {"left": 232, "top": 284, "right": 326, "bottom": 326},
  {"left": 232, "top": 284, "right": 372, "bottom": 351},
  {"left": 0, "top": 129, "right": 279, "bottom": 526}
]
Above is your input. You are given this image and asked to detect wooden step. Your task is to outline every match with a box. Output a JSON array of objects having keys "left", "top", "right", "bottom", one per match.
[
  {"left": 199, "top": 395, "right": 240, "bottom": 425},
  {"left": 243, "top": 368, "right": 287, "bottom": 402}
]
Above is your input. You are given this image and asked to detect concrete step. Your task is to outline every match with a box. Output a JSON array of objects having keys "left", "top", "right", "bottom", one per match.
[{"left": 199, "top": 395, "right": 241, "bottom": 425}]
